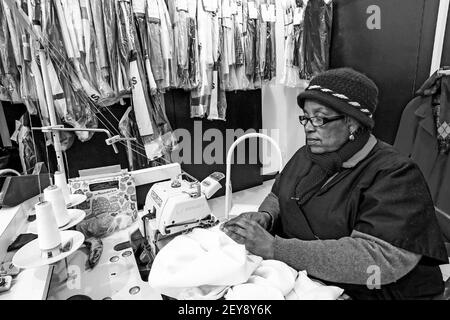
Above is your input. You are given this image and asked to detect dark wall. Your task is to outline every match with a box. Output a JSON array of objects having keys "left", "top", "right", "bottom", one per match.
[
  {"left": 164, "top": 90, "right": 263, "bottom": 196},
  {"left": 330, "top": 0, "right": 439, "bottom": 144},
  {"left": 1, "top": 102, "right": 26, "bottom": 172},
  {"left": 64, "top": 105, "right": 130, "bottom": 178},
  {"left": 63, "top": 89, "right": 264, "bottom": 195}
]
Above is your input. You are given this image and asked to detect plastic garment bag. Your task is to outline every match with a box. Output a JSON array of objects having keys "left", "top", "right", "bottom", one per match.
[
  {"left": 303, "top": 0, "right": 333, "bottom": 79},
  {"left": 0, "top": 0, "right": 21, "bottom": 102}
]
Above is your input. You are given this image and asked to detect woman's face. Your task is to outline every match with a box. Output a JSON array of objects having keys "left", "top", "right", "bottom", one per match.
[{"left": 302, "top": 100, "right": 351, "bottom": 154}]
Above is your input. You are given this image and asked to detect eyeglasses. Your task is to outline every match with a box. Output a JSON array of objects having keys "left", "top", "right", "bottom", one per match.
[{"left": 298, "top": 115, "right": 346, "bottom": 128}]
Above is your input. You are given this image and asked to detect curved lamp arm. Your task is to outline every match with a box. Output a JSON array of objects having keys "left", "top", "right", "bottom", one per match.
[
  {"left": 225, "top": 133, "right": 283, "bottom": 220},
  {"left": 0, "top": 169, "right": 21, "bottom": 176}
]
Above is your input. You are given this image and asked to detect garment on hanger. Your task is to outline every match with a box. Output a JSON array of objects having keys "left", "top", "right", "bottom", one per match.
[
  {"left": 303, "top": 0, "right": 333, "bottom": 79},
  {"left": 168, "top": 0, "right": 190, "bottom": 90},
  {"left": 187, "top": 0, "right": 201, "bottom": 90},
  {"left": 190, "top": 0, "right": 220, "bottom": 119},
  {"left": 262, "top": 0, "right": 276, "bottom": 82},
  {"left": 102, "top": 0, "right": 120, "bottom": 93},
  {"left": 0, "top": 0, "right": 21, "bottom": 103},
  {"left": 395, "top": 71, "right": 450, "bottom": 215}
]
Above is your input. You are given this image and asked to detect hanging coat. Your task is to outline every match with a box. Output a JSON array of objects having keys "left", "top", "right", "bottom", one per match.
[{"left": 395, "top": 73, "right": 450, "bottom": 216}]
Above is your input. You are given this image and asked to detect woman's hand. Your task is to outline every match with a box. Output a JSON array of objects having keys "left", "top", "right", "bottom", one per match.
[
  {"left": 220, "top": 216, "right": 275, "bottom": 260},
  {"left": 224, "top": 211, "right": 272, "bottom": 230}
]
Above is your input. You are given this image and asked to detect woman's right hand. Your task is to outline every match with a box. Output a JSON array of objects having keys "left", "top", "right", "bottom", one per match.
[{"left": 221, "top": 211, "right": 272, "bottom": 231}]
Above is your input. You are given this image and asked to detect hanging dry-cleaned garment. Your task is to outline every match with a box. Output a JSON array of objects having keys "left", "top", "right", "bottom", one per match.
[
  {"left": 262, "top": 0, "right": 276, "bottom": 81},
  {"left": 157, "top": 0, "right": 175, "bottom": 90},
  {"left": 0, "top": 0, "right": 21, "bottom": 102},
  {"left": 131, "top": 0, "right": 162, "bottom": 159},
  {"left": 244, "top": 1, "right": 257, "bottom": 86},
  {"left": 168, "top": 0, "right": 191, "bottom": 90},
  {"left": 190, "top": 0, "right": 220, "bottom": 118},
  {"left": 146, "top": 0, "right": 165, "bottom": 89},
  {"left": 102, "top": 0, "right": 119, "bottom": 93},
  {"left": 187, "top": 0, "right": 200, "bottom": 90},
  {"left": 281, "top": 0, "right": 307, "bottom": 87},
  {"left": 303, "top": 0, "right": 332, "bottom": 79},
  {"left": 46, "top": 1, "right": 99, "bottom": 143}
]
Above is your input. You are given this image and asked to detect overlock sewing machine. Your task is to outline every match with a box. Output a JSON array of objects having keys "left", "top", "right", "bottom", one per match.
[{"left": 142, "top": 172, "right": 225, "bottom": 257}]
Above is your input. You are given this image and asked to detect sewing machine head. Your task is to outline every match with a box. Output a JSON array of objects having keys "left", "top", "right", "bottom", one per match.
[
  {"left": 141, "top": 172, "right": 224, "bottom": 256},
  {"left": 144, "top": 179, "right": 216, "bottom": 236}
]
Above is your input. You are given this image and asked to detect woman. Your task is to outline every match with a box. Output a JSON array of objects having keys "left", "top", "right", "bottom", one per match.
[{"left": 221, "top": 68, "right": 448, "bottom": 300}]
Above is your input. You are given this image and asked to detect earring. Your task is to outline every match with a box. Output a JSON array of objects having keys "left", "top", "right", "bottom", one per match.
[{"left": 349, "top": 132, "right": 355, "bottom": 141}]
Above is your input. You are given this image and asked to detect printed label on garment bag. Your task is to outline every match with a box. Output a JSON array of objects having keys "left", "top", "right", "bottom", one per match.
[
  {"left": 261, "top": 4, "right": 276, "bottom": 22},
  {"left": 203, "top": 0, "right": 218, "bottom": 12},
  {"left": 284, "top": 6, "right": 294, "bottom": 25},
  {"left": 293, "top": 7, "right": 303, "bottom": 25},
  {"left": 222, "top": 2, "right": 232, "bottom": 18},
  {"left": 209, "top": 71, "right": 219, "bottom": 120},
  {"left": 236, "top": 0, "right": 244, "bottom": 25},
  {"left": 177, "top": 0, "right": 188, "bottom": 12},
  {"left": 248, "top": 1, "right": 258, "bottom": 19},
  {"left": 147, "top": 0, "right": 160, "bottom": 19},
  {"left": 230, "top": 0, "right": 238, "bottom": 15},
  {"left": 133, "top": 0, "right": 146, "bottom": 14}
]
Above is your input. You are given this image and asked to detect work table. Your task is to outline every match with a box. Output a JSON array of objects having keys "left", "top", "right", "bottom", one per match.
[{"left": 0, "top": 180, "right": 274, "bottom": 300}]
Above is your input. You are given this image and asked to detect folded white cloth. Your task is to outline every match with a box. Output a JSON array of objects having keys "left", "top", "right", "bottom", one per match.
[
  {"left": 148, "top": 227, "right": 262, "bottom": 299},
  {"left": 148, "top": 227, "right": 344, "bottom": 300}
]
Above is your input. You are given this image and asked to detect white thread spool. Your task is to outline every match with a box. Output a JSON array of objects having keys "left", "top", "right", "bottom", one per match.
[
  {"left": 35, "top": 201, "right": 62, "bottom": 259},
  {"left": 54, "top": 171, "right": 71, "bottom": 204},
  {"left": 44, "top": 185, "right": 71, "bottom": 228}
]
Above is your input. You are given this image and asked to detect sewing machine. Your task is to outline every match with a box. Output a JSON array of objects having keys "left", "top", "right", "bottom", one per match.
[{"left": 142, "top": 173, "right": 224, "bottom": 256}]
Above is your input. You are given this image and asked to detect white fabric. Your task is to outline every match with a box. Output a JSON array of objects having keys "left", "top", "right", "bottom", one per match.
[
  {"left": 148, "top": 227, "right": 344, "bottom": 300},
  {"left": 148, "top": 227, "right": 262, "bottom": 299},
  {"left": 225, "top": 283, "right": 285, "bottom": 300},
  {"left": 285, "top": 271, "right": 344, "bottom": 300},
  {"left": 226, "top": 262, "right": 343, "bottom": 300},
  {"left": 250, "top": 260, "right": 298, "bottom": 296}
]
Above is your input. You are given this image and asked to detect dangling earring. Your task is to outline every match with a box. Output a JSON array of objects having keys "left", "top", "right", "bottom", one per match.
[{"left": 349, "top": 132, "right": 355, "bottom": 141}]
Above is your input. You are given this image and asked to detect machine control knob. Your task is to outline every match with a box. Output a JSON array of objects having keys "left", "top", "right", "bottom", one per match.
[{"left": 171, "top": 178, "right": 182, "bottom": 188}]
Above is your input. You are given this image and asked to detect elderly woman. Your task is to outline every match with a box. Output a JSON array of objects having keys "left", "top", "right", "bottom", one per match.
[{"left": 221, "top": 68, "right": 448, "bottom": 300}]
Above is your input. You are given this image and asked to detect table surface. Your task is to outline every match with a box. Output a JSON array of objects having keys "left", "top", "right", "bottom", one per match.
[
  {"left": 0, "top": 180, "right": 275, "bottom": 300},
  {"left": 2, "top": 178, "right": 448, "bottom": 300}
]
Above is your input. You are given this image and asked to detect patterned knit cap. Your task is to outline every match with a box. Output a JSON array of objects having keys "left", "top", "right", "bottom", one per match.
[{"left": 297, "top": 68, "right": 379, "bottom": 129}]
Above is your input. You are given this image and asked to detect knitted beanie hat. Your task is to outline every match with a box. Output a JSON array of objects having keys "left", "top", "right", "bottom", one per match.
[{"left": 297, "top": 68, "right": 379, "bottom": 129}]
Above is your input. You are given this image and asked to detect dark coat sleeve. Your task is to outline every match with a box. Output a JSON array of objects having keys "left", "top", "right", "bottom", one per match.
[
  {"left": 353, "top": 159, "right": 448, "bottom": 264},
  {"left": 394, "top": 97, "right": 422, "bottom": 156}
]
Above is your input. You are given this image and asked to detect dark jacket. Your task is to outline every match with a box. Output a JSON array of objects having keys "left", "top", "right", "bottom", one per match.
[
  {"left": 394, "top": 95, "right": 450, "bottom": 215},
  {"left": 271, "top": 140, "right": 448, "bottom": 299}
]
